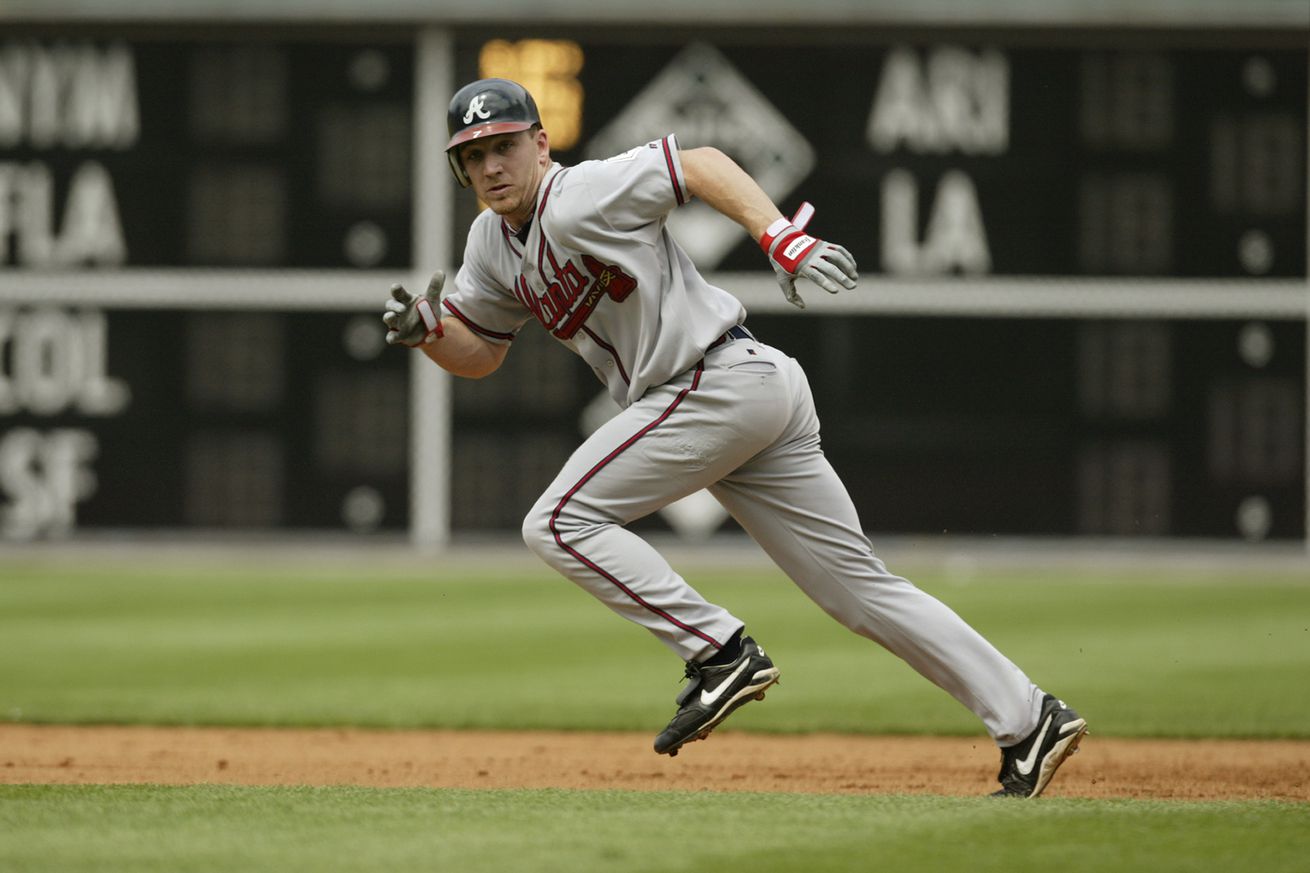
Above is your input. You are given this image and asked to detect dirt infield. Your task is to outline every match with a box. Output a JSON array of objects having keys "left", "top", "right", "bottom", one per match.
[{"left": 2, "top": 724, "right": 1307, "bottom": 800}]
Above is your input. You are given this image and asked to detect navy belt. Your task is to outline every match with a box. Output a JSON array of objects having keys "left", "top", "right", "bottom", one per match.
[{"left": 708, "top": 324, "right": 756, "bottom": 351}]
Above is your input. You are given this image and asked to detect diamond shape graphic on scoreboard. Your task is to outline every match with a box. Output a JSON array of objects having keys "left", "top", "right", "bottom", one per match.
[{"left": 585, "top": 43, "right": 815, "bottom": 269}]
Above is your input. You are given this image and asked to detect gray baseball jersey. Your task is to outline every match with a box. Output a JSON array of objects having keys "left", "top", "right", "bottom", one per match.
[
  {"left": 443, "top": 134, "right": 743, "bottom": 407},
  {"left": 446, "top": 134, "right": 1046, "bottom": 747}
]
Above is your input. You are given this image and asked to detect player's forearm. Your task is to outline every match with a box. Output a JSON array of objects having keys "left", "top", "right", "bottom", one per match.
[
  {"left": 680, "top": 147, "right": 784, "bottom": 241},
  {"left": 419, "top": 316, "right": 508, "bottom": 379}
]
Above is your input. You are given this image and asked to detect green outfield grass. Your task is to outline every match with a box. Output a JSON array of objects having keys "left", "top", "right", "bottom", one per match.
[
  {"left": 2, "top": 785, "right": 1308, "bottom": 873},
  {"left": 1, "top": 557, "right": 1307, "bottom": 737},
  {"left": 2, "top": 554, "right": 1307, "bottom": 873}
]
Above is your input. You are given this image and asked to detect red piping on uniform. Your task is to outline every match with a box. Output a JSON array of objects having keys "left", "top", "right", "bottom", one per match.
[
  {"left": 548, "top": 362, "right": 718, "bottom": 649},
  {"left": 534, "top": 170, "right": 566, "bottom": 276},
  {"left": 536, "top": 168, "right": 566, "bottom": 221},
  {"left": 581, "top": 325, "right": 630, "bottom": 385},
  {"left": 442, "top": 299, "right": 516, "bottom": 340},
  {"left": 500, "top": 220, "right": 522, "bottom": 256},
  {"left": 513, "top": 275, "right": 542, "bottom": 321},
  {"left": 661, "top": 137, "right": 685, "bottom": 205}
]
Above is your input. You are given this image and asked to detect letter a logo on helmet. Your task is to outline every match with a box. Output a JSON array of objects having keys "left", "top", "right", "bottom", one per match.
[
  {"left": 446, "top": 78, "right": 542, "bottom": 187},
  {"left": 462, "top": 95, "right": 492, "bottom": 124}
]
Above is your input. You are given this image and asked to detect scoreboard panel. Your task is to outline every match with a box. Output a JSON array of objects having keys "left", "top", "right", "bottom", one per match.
[
  {"left": 768, "top": 314, "right": 1306, "bottom": 540},
  {"left": 1, "top": 29, "right": 417, "bottom": 540},
  {"left": 0, "top": 306, "right": 410, "bottom": 538},
  {"left": 456, "top": 29, "right": 1307, "bottom": 280},
  {"left": 445, "top": 312, "right": 1305, "bottom": 541},
  {"left": 2, "top": 24, "right": 1307, "bottom": 544},
  {"left": 448, "top": 27, "right": 1309, "bottom": 542},
  {"left": 0, "top": 32, "right": 414, "bottom": 269}
]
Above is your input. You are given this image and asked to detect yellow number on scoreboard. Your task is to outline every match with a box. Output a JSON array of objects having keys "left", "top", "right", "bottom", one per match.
[{"left": 479, "top": 39, "right": 584, "bottom": 150}]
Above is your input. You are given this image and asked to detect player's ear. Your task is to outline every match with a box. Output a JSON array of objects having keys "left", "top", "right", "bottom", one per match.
[{"left": 533, "top": 124, "right": 549, "bottom": 158}]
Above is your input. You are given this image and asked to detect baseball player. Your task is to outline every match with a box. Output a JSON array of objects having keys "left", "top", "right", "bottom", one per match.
[{"left": 383, "top": 78, "right": 1087, "bottom": 797}]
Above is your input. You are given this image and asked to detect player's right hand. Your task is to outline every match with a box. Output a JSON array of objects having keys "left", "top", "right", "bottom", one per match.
[
  {"left": 760, "top": 205, "right": 858, "bottom": 309},
  {"left": 383, "top": 270, "right": 445, "bottom": 347}
]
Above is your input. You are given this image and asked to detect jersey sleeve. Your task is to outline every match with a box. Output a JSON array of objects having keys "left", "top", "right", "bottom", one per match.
[
  {"left": 440, "top": 237, "right": 531, "bottom": 344},
  {"left": 578, "top": 133, "right": 689, "bottom": 232}
]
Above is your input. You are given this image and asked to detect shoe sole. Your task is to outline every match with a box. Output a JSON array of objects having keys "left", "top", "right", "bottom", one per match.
[
  {"left": 661, "top": 667, "right": 780, "bottom": 757},
  {"left": 1027, "top": 718, "right": 1088, "bottom": 798}
]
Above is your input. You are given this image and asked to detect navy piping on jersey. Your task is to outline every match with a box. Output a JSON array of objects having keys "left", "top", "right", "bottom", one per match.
[
  {"left": 442, "top": 299, "right": 516, "bottom": 341},
  {"left": 548, "top": 361, "right": 720, "bottom": 650},
  {"left": 660, "top": 136, "right": 685, "bottom": 205},
  {"left": 580, "top": 325, "right": 630, "bottom": 385}
]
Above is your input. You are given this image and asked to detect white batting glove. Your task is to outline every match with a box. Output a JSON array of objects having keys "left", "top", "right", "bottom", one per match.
[
  {"left": 759, "top": 203, "right": 858, "bottom": 310},
  {"left": 383, "top": 270, "right": 445, "bottom": 347}
]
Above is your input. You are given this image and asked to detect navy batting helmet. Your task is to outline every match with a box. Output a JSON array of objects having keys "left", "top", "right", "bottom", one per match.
[{"left": 446, "top": 78, "right": 541, "bottom": 187}]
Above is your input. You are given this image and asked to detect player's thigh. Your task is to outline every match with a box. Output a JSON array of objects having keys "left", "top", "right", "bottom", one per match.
[
  {"left": 709, "top": 433, "right": 872, "bottom": 584},
  {"left": 538, "top": 362, "right": 788, "bottom": 526}
]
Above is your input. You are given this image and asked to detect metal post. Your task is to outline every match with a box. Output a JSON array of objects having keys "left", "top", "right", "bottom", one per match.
[{"left": 409, "top": 27, "right": 455, "bottom": 552}]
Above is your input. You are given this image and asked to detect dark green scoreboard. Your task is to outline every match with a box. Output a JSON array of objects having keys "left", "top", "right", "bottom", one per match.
[
  {"left": 452, "top": 27, "right": 1308, "bottom": 540},
  {"left": 761, "top": 314, "right": 1306, "bottom": 539},
  {"left": 1, "top": 31, "right": 416, "bottom": 537},
  {"left": 0, "top": 33, "right": 414, "bottom": 270},
  {"left": 460, "top": 30, "right": 1307, "bottom": 279},
  {"left": 2, "top": 25, "right": 1306, "bottom": 540},
  {"left": 0, "top": 309, "right": 411, "bottom": 536}
]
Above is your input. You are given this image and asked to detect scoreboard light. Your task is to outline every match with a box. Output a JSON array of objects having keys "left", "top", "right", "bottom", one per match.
[{"left": 478, "top": 39, "right": 584, "bottom": 150}]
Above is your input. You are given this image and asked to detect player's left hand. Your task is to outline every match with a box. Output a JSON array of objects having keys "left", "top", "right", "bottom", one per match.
[
  {"left": 760, "top": 204, "right": 858, "bottom": 309},
  {"left": 383, "top": 270, "right": 445, "bottom": 346}
]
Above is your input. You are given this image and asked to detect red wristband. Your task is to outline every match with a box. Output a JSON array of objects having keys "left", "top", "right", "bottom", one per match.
[{"left": 760, "top": 219, "right": 818, "bottom": 274}]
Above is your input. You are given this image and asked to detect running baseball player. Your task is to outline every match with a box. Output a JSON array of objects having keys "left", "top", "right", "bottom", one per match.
[{"left": 383, "top": 78, "right": 1087, "bottom": 797}]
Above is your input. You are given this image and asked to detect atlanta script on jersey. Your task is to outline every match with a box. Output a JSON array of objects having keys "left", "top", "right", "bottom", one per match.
[{"left": 441, "top": 134, "right": 745, "bottom": 407}]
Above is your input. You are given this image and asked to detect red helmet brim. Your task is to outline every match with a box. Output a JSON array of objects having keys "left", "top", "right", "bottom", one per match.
[{"left": 446, "top": 121, "right": 536, "bottom": 151}]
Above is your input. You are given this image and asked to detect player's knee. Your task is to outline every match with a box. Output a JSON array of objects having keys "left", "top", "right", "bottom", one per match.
[
  {"left": 522, "top": 491, "right": 599, "bottom": 563},
  {"left": 521, "top": 499, "right": 554, "bottom": 559},
  {"left": 524, "top": 490, "right": 582, "bottom": 560}
]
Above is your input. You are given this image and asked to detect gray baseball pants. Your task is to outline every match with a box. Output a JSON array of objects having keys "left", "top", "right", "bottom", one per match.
[{"left": 521, "top": 334, "right": 1042, "bottom": 745}]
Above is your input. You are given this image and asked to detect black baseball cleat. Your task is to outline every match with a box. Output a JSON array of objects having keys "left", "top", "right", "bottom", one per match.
[
  {"left": 992, "top": 694, "right": 1088, "bottom": 798},
  {"left": 654, "top": 636, "right": 780, "bottom": 757}
]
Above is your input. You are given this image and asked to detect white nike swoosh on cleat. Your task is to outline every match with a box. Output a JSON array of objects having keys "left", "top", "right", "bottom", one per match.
[
  {"left": 699, "top": 660, "right": 751, "bottom": 707},
  {"left": 1014, "top": 715, "right": 1053, "bottom": 776}
]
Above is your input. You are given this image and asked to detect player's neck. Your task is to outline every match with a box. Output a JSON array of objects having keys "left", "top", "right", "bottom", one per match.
[
  {"left": 504, "top": 161, "right": 551, "bottom": 233},
  {"left": 503, "top": 194, "right": 539, "bottom": 235}
]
